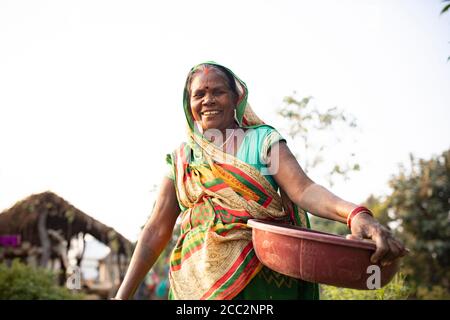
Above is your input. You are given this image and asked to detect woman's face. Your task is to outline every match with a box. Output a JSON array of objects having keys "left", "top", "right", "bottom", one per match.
[{"left": 189, "top": 68, "right": 238, "bottom": 132}]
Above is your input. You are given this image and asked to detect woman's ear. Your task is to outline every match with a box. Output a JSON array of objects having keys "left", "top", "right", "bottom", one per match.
[{"left": 232, "top": 93, "right": 239, "bottom": 108}]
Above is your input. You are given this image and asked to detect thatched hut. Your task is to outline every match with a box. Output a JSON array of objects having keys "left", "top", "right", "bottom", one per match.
[{"left": 0, "top": 191, "right": 133, "bottom": 297}]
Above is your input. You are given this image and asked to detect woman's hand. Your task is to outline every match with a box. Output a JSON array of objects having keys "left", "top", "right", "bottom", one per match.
[{"left": 346, "top": 213, "right": 409, "bottom": 266}]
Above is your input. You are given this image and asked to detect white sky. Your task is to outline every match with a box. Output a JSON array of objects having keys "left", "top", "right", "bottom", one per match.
[{"left": 1, "top": 0, "right": 449, "bottom": 242}]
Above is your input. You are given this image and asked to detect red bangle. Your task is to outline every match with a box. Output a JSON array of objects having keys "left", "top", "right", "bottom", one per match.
[{"left": 347, "top": 206, "right": 373, "bottom": 229}]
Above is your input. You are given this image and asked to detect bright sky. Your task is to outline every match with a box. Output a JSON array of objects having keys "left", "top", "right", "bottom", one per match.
[{"left": 1, "top": 0, "right": 449, "bottom": 242}]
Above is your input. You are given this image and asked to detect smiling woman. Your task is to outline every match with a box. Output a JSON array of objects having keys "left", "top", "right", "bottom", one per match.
[
  {"left": 114, "top": 62, "right": 407, "bottom": 300},
  {"left": 188, "top": 64, "right": 239, "bottom": 133}
]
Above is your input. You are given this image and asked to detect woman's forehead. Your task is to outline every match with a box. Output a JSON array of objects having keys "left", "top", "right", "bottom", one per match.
[{"left": 190, "top": 69, "right": 230, "bottom": 90}]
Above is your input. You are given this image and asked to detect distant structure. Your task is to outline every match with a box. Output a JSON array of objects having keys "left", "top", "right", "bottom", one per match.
[{"left": 0, "top": 191, "right": 133, "bottom": 299}]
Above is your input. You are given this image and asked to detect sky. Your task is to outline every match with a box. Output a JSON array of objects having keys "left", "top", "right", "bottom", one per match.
[{"left": 1, "top": 0, "right": 449, "bottom": 242}]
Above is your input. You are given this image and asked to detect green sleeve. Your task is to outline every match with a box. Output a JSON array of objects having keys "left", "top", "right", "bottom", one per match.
[{"left": 260, "top": 127, "right": 286, "bottom": 165}]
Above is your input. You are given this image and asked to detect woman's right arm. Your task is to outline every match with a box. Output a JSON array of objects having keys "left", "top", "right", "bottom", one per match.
[{"left": 114, "top": 177, "right": 180, "bottom": 300}]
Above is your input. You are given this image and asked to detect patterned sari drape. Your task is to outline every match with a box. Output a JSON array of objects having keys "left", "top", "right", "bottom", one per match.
[{"left": 167, "top": 62, "right": 312, "bottom": 300}]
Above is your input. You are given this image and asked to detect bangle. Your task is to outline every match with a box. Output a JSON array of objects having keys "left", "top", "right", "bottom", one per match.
[{"left": 347, "top": 206, "right": 373, "bottom": 229}]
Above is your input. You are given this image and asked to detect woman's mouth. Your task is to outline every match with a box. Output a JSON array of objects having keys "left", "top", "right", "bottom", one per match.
[{"left": 201, "top": 110, "right": 222, "bottom": 117}]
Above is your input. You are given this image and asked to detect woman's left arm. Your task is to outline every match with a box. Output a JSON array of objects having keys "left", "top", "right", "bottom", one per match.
[{"left": 269, "top": 141, "right": 407, "bottom": 266}]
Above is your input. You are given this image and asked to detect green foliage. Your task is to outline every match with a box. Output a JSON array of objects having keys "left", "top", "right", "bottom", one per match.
[
  {"left": 365, "top": 149, "right": 450, "bottom": 299},
  {"left": 321, "top": 272, "right": 411, "bottom": 300},
  {"left": 416, "top": 285, "right": 450, "bottom": 300},
  {"left": 0, "top": 260, "right": 84, "bottom": 300},
  {"left": 387, "top": 150, "right": 450, "bottom": 295},
  {"left": 441, "top": 0, "right": 450, "bottom": 15}
]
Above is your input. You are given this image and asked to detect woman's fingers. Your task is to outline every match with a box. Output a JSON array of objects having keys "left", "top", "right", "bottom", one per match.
[
  {"left": 346, "top": 234, "right": 363, "bottom": 240},
  {"left": 370, "top": 231, "right": 390, "bottom": 264},
  {"left": 372, "top": 230, "right": 408, "bottom": 266},
  {"left": 349, "top": 222, "right": 408, "bottom": 266},
  {"left": 380, "top": 238, "right": 402, "bottom": 266}
]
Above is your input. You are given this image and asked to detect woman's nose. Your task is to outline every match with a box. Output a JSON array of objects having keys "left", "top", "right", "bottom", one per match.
[{"left": 203, "top": 93, "right": 215, "bottom": 105}]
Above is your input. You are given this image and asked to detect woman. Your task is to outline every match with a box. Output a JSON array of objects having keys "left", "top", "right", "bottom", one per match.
[{"left": 115, "top": 62, "right": 407, "bottom": 300}]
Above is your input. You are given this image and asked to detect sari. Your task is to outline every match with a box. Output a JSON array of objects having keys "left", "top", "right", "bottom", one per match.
[{"left": 166, "top": 61, "right": 319, "bottom": 300}]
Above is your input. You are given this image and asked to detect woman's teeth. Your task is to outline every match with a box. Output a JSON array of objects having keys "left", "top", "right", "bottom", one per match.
[{"left": 202, "top": 111, "right": 221, "bottom": 116}]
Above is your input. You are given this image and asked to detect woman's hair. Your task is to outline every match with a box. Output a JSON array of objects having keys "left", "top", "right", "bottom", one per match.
[{"left": 186, "top": 63, "right": 239, "bottom": 98}]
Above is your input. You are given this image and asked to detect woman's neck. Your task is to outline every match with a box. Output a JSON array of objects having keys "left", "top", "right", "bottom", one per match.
[
  {"left": 213, "top": 123, "right": 247, "bottom": 156},
  {"left": 218, "top": 121, "right": 239, "bottom": 135}
]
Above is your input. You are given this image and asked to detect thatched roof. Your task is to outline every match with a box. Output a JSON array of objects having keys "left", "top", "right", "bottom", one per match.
[{"left": 0, "top": 191, "right": 133, "bottom": 256}]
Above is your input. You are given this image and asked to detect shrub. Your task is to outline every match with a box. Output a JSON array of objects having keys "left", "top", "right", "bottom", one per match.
[
  {"left": 0, "top": 260, "right": 84, "bottom": 300},
  {"left": 415, "top": 285, "right": 450, "bottom": 300},
  {"left": 321, "top": 272, "right": 411, "bottom": 300}
]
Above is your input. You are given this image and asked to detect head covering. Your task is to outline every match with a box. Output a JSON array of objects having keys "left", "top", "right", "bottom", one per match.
[{"left": 182, "top": 61, "right": 264, "bottom": 132}]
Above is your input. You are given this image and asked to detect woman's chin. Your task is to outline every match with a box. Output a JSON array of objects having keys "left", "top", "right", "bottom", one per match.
[{"left": 202, "top": 120, "right": 223, "bottom": 131}]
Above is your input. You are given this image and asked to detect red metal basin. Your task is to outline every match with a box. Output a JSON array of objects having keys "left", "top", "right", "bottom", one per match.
[{"left": 247, "top": 219, "right": 400, "bottom": 290}]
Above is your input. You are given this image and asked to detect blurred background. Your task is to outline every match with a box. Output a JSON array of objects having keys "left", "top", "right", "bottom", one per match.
[{"left": 0, "top": 0, "right": 449, "bottom": 299}]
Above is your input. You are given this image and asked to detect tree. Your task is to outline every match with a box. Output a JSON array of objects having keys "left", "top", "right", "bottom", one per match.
[{"left": 367, "top": 149, "right": 450, "bottom": 298}]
